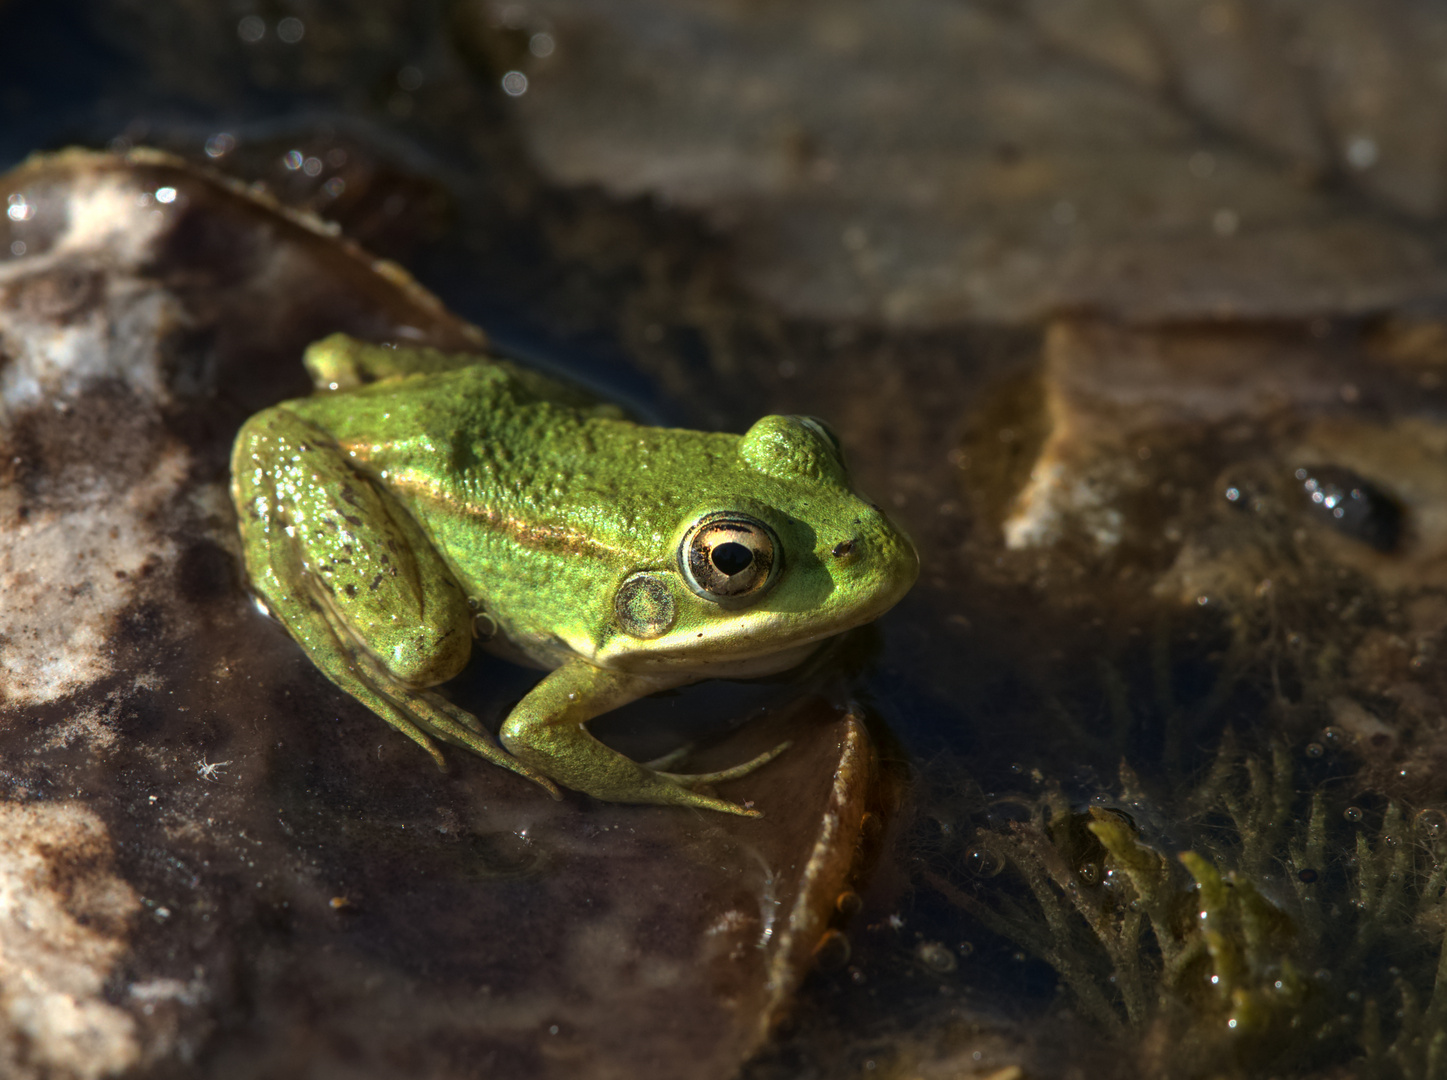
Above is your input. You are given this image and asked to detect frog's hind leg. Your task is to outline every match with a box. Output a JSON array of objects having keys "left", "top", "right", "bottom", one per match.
[
  {"left": 344, "top": 645, "right": 563, "bottom": 797},
  {"left": 257, "top": 570, "right": 561, "bottom": 797},
  {"left": 232, "top": 406, "right": 560, "bottom": 797}
]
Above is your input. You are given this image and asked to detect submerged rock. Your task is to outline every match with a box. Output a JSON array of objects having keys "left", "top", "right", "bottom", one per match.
[
  {"left": 0, "top": 149, "right": 881, "bottom": 1079},
  {"left": 499, "top": 0, "right": 1447, "bottom": 326}
]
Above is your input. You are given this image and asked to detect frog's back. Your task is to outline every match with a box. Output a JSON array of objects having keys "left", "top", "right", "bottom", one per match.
[{"left": 273, "top": 353, "right": 734, "bottom": 559}]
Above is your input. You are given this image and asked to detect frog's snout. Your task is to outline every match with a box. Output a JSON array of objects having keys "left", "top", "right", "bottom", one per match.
[{"left": 827, "top": 505, "right": 920, "bottom": 593}]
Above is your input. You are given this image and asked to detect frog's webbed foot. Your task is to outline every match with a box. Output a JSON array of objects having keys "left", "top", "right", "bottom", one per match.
[
  {"left": 639, "top": 744, "right": 694, "bottom": 773},
  {"left": 386, "top": 676, "right": 563, "bottom": 798},
  {"left": 279, "top": 594, "right": 561, "bottom": 797},
  {"left": 324, "top": 629, "right": 563, "bottom": 799}
]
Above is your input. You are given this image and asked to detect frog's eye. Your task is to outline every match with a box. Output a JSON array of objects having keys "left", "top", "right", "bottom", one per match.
[{"left": 679, "top": 513, "right": 779, "bottom": 604}]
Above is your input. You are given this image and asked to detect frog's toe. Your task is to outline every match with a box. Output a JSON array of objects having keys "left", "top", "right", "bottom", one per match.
[
  {"left": 429, "top": 695, "right": 487, "bottom": 734},
  {"left": 407, "top": 692, "right": 563, "bottom": 798},
  {"left": 640, "top": 744, "right": 694, "bottom": 772},
  {"left": 658, "top": 739, "right": 791, "bottom": 786},
  {"left": 663, "top": 786, "right": 764, "bottom": 818}
]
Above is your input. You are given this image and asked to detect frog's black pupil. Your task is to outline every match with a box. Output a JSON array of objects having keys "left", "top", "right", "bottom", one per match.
[{"left": 711, "top": 542, "right": 754, "bottom": 576}]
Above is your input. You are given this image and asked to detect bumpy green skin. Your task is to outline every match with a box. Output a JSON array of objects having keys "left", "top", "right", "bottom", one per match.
[{"left": 231, "top": 333, "right": 918, "bottom": 815}]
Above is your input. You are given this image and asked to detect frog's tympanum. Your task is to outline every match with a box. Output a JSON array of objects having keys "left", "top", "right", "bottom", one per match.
[{"left": 231, "top": 334, "right": 917, "bottom": 814}]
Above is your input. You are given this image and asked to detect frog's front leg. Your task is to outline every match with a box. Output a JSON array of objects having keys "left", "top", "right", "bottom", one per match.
[
  {"left": 498, "top": 661, "right": 784, "bottom": 816},
  {"left": 232, "top": 405, "right": 560, "bottom": 796}
]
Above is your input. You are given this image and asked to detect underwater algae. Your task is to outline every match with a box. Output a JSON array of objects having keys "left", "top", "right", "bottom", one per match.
[{"left": 927, "top": 734, "right": 1447, "bottom": 1079}]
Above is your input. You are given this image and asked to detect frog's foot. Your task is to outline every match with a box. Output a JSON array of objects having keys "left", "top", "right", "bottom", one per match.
[
  {"left": 657, "top": 740, "right": 792, "bottom": 785},
  {"left": 278, "top": 605, "right": 561, "bottom": 798},
  {"left": 653, "top": 785, "right": 764, "bottom": 818},
  {"left": 400, "top": 683, "right": 563, "bottom": 799},
  {"left": 354, "top": 671, "right": 561, "bottom": 797}
]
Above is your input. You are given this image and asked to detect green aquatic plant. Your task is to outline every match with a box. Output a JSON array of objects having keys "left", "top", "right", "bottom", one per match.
[{"left": 926, "top": 738, "right": 1447, "bottom": 1078}]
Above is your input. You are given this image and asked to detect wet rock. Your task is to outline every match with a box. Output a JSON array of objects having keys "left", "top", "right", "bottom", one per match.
[
  {"left": 985, "top": 314, "right": 1447, "bottom": 809},
  {"left": 0, "top": 150, "right": 881, "bottom": 1078},
  {"left": 1000, "top": 317, "right": 1447, "bottom": 596},
  {"left": 0, "top": 803, "right": 141, "bottom": 1080}
]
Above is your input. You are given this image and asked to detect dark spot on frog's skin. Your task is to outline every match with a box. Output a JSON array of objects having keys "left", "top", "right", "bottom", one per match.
[
  {"left": 340, "top": 485, "right": 362, "bottom": 507},
  {"left": 370, "top": 574, "right": 384, "bottom": 591},
  {"left": 345, "top": 584, "right": 357, "bottom": 597},
  {"left": 342, "top": 513, "right": 363, "bottom": 527}
]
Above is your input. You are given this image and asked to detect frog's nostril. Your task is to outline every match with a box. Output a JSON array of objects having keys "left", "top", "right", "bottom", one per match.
[{"left": 831, "top": 539, "right": 855, "bottom": 559}]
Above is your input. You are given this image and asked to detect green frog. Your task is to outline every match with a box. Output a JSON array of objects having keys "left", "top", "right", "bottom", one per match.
[{"left": 231, "top": 334, "right": 918, "bottom": 815}]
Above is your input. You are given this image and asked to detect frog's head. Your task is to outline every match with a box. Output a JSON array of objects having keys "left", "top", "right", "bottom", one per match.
[{"left": 596, "top": 414, "right": 919, "bottom": 676}]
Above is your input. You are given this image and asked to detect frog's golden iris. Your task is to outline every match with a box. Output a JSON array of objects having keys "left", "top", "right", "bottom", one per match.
[
  {"left": 231, "top": 333, "right": 918, "bottom": 815},
  {"left": 679, "top": 512, "right": 778, "bottom": 602}
]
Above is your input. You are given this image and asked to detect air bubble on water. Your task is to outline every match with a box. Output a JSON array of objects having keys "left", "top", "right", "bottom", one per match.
[
  {"left": 1416, "top": 808, "right": 1447, "bottom": 838},
  {"left": 966, "top": 846, "right": 1003, "bottom": 878},
  {"left": 915, "top": 941, "right": 957, "bottom": 973}
]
